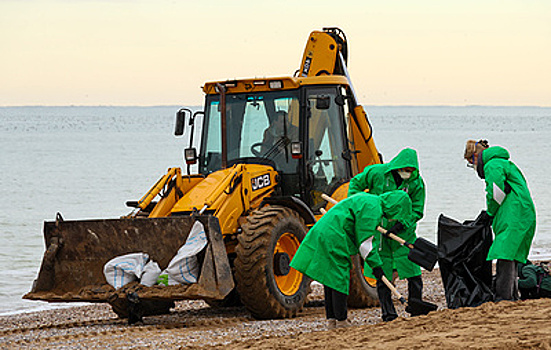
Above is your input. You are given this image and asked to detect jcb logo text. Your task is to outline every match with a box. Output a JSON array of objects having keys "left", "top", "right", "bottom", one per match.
[{"left": 252, "top": 174, "right": 271, "bottom": 191}]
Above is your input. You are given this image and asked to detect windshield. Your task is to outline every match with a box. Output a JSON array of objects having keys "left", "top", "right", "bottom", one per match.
[{"left": 199, "top": 90, "right": 300, "bottom": 175}]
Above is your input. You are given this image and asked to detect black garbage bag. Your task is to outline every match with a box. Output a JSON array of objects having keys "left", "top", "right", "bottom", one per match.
[{"left": 437, "top": 211, "right": 494, "bottom": 309}]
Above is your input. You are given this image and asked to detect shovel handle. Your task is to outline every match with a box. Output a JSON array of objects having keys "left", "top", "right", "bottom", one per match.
[
  {"left": 376, "top": 227, "right": 414, "bottom": 249},
  {"left": 381, "top": 275, "right": 407, "bottom": 304},
  {"left": 321, "top": 193, "right": 339, "bottom": 205}
]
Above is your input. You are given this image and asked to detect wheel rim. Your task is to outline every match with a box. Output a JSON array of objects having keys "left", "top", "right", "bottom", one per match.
[
  {"left": 274, "top": 231, "right": 302, "bottom": 296},
  {"left": 365, "top": 276, "right": 377, "bottom": 287},
  {"left": 359, "top": 258, "right": 377, "bottom": 287}
]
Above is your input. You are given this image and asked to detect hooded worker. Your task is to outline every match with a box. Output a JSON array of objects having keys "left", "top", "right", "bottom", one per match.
[
  {"left": 290, "top": 190, "right": 412, "bottom": 329},
  {"left": 517, "top": 261, "right": 551, "bottom": 300},
  {"left": 348, "top": 147, "right": 426, "bottom": 321},
  {"left": 464, "top": 140, "right": 536, "bottom": 301}
]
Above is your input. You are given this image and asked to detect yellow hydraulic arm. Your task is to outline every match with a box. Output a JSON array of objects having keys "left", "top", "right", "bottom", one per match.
[
  {"left": 137, "top": 167, "right": 182, "bottom": 211},
  {"left": 300, "top": 28, "right": 381, "bottom": 172}
]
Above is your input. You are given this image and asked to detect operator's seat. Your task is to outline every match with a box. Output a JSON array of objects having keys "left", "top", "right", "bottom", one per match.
[
  {"left": 261, "top": 111, "right": 296, "bottom": 151},
  {"left": 260, "top": 111, "right": 298, "bottom": 172}
]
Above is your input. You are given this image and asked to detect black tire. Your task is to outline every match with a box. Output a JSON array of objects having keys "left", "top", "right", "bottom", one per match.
[
  {"left": 348, "top": 254, "right": 379, "bottom": 308},
  {"left": 235, "top": 205, "right": 311, "bottom": 319}
]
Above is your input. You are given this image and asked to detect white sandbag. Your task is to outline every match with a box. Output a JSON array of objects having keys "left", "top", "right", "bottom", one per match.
[
  {"left": 156, "top": 270, "right": 180, "bottom": 286},
  {"left": 140, "top": 260, "right": 162, "bottom": 287},
  {"left": 165, "top": 220, "right": 208, "bottom": 284},
  {"left": 103, "top": 253, "right": 149, "bottom": 289}
]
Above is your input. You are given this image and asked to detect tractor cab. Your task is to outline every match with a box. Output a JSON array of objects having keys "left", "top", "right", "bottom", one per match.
[{"left": 177, "top": 76, "right": 355, "bottom": 213}]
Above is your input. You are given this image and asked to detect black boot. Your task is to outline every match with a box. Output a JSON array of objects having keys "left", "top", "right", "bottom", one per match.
[
  {"left": 405, "top": 276, "right": 424, "bottom": 316},
  {"left": 377, "top": 280, "right": 397, "bottom": 322}
]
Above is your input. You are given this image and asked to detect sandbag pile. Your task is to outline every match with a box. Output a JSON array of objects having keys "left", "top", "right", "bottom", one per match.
[{"left": 103, "top": 220, "right": 207, "bottom": 288}]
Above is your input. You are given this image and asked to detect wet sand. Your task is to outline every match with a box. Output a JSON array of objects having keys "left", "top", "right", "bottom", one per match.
[{"left": 1, "top": 268, "right": 550, "bottom": 349}]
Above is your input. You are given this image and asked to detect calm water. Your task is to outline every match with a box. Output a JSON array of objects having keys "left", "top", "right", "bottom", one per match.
[{"left": 1, "top": 106, "right": 550, "bottom": 315}]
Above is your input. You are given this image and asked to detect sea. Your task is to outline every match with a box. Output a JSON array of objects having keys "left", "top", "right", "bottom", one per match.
[{"left": 1, "top": 105, "right": 550, "bottom": 315}]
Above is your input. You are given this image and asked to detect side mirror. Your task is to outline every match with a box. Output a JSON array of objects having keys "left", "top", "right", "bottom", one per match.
[
  {"left": 335, "top": 95, "right": 347, "bottom": 106},
  {"left": 316, "top": 95, "right": 331, "bottom": 110},
  {"left": 175, "top": 109, "right": 188, "bottom": 136}
]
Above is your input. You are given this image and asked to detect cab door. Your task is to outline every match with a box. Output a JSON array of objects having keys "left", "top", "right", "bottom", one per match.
[{"left": 304, "top": 87, "right": 351, "bottom": 212}]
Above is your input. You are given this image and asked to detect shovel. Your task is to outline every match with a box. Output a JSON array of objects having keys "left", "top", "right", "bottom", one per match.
[
  {"left": 381, "top": 275, "right": 437, "bottom": 316},
  {"left": 320, "top": 193, "right": 438, "bottom": 271},
  {"left": 376, "top": 226, "right": 438, "bottom": 272}
]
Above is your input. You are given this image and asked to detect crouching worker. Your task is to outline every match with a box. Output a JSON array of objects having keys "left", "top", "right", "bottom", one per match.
[
  {"left": 517, "top": 261, "right": 551, "bottom": 300},
  {"left": 290, "top": 191, "right": 412, "bottom": 329}
]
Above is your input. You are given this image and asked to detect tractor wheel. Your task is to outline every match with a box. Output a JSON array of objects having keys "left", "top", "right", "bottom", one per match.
[
  {"left": 347, "top": 254, "right": 379, "bottom": 308},
  {"left": 235, "top": 205, "right": 311, "bottom": 319}
]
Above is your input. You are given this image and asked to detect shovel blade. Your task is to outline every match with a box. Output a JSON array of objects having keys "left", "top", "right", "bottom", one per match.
[{"left": 407, "top": 237, "right": 438, "bottom": 271}]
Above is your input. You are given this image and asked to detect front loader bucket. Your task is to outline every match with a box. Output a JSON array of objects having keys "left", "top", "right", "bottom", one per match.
[{"left": 24, "top": 215, "right": 234, "bottom": 304}]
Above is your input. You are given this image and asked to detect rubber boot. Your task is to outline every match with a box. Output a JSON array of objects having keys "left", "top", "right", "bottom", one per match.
[
  {"left": 405, "top": 275, "right": 424, "bottom": 316},
  {"left": 377, "top": 280, "right": 398, "bottom": 322}
]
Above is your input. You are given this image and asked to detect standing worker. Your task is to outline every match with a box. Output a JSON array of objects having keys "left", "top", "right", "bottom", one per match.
[
  {"left": 290, "top": 191, "right": 412, "bottom": 329},
  {"left": 348, "top": 148, "right": 426, "bottom": 322},
  {"left": 464, "top": 139, "right": 536, "bottom": 301}
]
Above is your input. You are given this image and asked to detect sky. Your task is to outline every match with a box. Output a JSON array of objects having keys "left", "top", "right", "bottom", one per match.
[{"left": 1, "top": 0, "right": 550, "bottom": 107}]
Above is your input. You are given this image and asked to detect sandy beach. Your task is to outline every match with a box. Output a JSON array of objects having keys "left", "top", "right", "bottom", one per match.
[{"left": 2, "top": 268, "right": 550, "bottom": 349}]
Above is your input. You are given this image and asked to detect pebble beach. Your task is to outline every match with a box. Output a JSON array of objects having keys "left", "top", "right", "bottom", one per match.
[{"left": 3, "top": 267, "right": 550, "bottom": 349}]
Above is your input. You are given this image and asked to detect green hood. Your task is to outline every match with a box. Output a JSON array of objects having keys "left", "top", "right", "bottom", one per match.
[
  {"left": 477, "top": 146, "right": 510, "bottom": 179},
  {"left": 380, "top": 190, "right": 412, "bottom": 223},
  {"left": 482, "top": 146, "right": 510, "bottom": 163},
  {"left": 386, "top": 148, "right": 420, "bottom": 179}
]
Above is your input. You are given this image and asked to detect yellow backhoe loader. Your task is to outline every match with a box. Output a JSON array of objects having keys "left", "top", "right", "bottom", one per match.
[{"left": 25, "top": 27, "right": 383, "bottom": 320}]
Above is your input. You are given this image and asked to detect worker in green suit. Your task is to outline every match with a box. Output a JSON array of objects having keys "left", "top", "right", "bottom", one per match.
[
  {"left": 290, "top": 191, "right": 412, "bottom": 329},
  {"left": 348, "top": 148, "right": 426, "bottom": 321},
  {"left": 517, "top": 261, "right": 551, "bottom": 299},
  {"left": 464, "top": 139, "right": 536, "bottom": 301}
]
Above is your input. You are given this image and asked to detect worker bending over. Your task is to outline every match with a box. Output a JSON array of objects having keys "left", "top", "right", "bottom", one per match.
[
  {"left": 290, "top": 191, "right": 412, "bottom": 329},
  {"left": 464, "top": 139, "right": 536, "bottom": 301},
  {"left": 348, "top": 148, "right": 426, "bottom": 321}
]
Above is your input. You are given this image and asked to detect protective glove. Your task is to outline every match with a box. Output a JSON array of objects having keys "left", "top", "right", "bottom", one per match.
[
  {"left": 479, "top": 210, "right": 493, "bottom": 226},
  {"left": 372, "top": 266, "right": 384, "bottom": 280},
  {"left": 385, "top": 221, "right": 404, "bottom": 236}
]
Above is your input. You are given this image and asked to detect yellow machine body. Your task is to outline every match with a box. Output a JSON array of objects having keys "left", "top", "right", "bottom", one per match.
[{"left": 26, "top": 27, "right": 383, "bottom": 319}]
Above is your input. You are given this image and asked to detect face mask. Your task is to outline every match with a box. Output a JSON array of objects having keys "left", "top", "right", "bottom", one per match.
[{"left": 397, "top": 170, "right": 412, "bottom": 180}]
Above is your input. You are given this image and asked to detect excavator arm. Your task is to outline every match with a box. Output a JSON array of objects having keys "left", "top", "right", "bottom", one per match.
[
  {"left": 299, "top": 27, "right": 348, "bottom": 78},
  {"left": 299, "top": 27, "right": 381, "bottom": 172}
]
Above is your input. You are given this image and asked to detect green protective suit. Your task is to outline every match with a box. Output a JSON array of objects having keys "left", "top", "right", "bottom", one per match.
[
  {"left": 290, "top": 191, "right": 412, "bottom": 295},
  {"left": 478, "top": 146, "right": 536, "bottom": 263},
  {"left": 348, "top": 148, "right": 426, "bottom": 280},
  {"left": 518, "top": 262, "right": 551, "bottom": 295}
]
